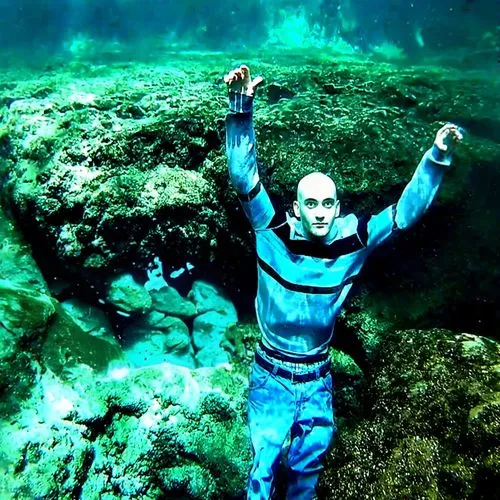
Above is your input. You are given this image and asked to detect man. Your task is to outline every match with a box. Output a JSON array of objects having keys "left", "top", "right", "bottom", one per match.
[{"left": 224, "top": 64, "right": 462, "bottom": 500}]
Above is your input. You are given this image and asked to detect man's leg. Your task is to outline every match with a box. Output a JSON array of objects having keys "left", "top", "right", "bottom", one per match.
[
  {"left": 247, "top": 361, "right": 295, "bottom": 500},
  {"left": 285, "top": 372, "right": 336, "bottom": 499}
]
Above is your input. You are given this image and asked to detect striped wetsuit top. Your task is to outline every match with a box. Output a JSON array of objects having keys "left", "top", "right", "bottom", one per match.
[{"left": 225, "top": 92, "right": 451, "bottom": 360}]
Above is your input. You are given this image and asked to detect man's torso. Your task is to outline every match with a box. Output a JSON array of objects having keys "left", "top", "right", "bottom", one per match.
[{"left": 255, "top": 211, "right": 371, "bottom": 359}]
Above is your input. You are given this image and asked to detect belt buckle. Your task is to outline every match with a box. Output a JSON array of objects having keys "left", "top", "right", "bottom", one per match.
[{"left": 291, "top": 369, "right": 303, "bottom": 384}]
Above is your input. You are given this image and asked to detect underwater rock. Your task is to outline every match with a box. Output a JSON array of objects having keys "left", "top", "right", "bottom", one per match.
[
  {"left": 121, "top": 330, "right": 196, "bottom": 369},
  {"left": 0, "top": 279, "right": 55, "bottom": 334},
  {"left": 131, "top": 310, "right": 190, "bottom": 333},
  {"left": 192, "top": 310, "right": 237, "bottom": 351},
  {"left": 121, "top": 314, "right": 195, "bottom": 369},
  {"left": 0, "top": 323, "right": 42, "bottom": 418},
  {"left": 163, "top": 329, "right": 192, "bottom": 354},
  {"left": 106, "top": 273, "right": 152, "bottom": 314},
  {"left": 42, "top": 303, "right": 125, "bottom": 378},
  {"left": 147, "top": 366, "right": 252, "bottom": 498},
  {"left": 0, "top": 208, "right": 48, "bottom": 292},
  {"left": 3, "top": 84, "right": 220, "bottom": 278},
  {"left": 188, "top": 280, "right": 238, "bottom": 320},
  {"left": 0, "top": 282, "right": 122, "bottom": 417},
  {"left": 192, "top": 309, "right": 238, "bottom": 367},
  {"left": 156, "top": 464, "right": 218, "bottom": 499},
  {"left": 0, "top": 415, "right": 95, "bottom": 499},
  {"left": 0, "top": 211, "right": 59, "bottom": 416},
  {"left": 468, "top": 397, "right": 500, "bottom": 452},
  {"left": 0, "top": 360, "right": 251, "bottom": 498},
  {"left": 0, "top": 324, "right": 16, "bottom": 362},
  {"left": 150, "top": 284, "right": 197, "bottom": 318},
  {"left": 60, "top": 298, "right": 116, "bottom": 341},
  {"left": 121, "top": 292, "right": 239, "bottom": 369},
  {"left": 195, "top": 344, "right": 231, "bottom": 368},
  {"left": 319, "top": 327, "right": 500, "bottom": 499}
]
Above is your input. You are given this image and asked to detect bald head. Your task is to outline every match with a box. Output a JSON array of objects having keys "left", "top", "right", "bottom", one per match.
[
  {"left": 297, "top": 172, "right": 337, "bottom": 202},
  {"left": 293, "top": 172, "right": 340, "bottom": 241}
]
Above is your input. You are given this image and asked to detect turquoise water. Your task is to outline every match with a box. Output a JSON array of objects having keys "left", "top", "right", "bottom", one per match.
[{"left": 0, "top": 0, "right": 498, "bottom": 66}]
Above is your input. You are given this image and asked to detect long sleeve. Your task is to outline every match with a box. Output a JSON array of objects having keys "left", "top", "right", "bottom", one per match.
[
  {"left": 366, "top": 145, "right": 452, "bottom": 248},
  {"left": 225, "top": 92, "right": 275, "bottom": 229}
]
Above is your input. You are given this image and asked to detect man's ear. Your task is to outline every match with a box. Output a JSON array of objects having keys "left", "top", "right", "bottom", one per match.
[{"left": 293, "top": 200, "right": 300, "bottom": 219}]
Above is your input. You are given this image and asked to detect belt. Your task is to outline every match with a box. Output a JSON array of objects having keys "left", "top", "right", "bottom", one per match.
[
  {"left": 258, "top": 341, "right": 329, "bottom": 363},
  {"left": 255, "top": 351, "right": 331, "bottom": 383}
]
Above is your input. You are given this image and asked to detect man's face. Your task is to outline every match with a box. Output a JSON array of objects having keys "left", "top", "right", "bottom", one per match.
[{"left": 293, "top": 173, "right": 340, "bottom": 240}]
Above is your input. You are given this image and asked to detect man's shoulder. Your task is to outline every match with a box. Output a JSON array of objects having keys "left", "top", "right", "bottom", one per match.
[{"left": 335, "top": 213, "right": 359, "bottom": 238}]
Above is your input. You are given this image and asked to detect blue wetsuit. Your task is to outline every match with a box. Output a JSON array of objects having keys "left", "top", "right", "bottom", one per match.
[
  {"left": 226, "top": 90, "right": 452, "bottom": 500},
  {"left": 226, "top": 91, "right": 452, "bottom": 360}
]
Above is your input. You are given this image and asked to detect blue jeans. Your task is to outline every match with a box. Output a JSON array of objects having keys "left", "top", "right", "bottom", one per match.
[{"left": 247, "top": 347, "right": 336, "bottom": 500}]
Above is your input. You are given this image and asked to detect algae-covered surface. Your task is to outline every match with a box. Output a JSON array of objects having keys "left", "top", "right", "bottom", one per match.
[
  {"left": 0, "top": 49, "right": 499, "bottom": 498},
  {"left": 320, "top": 327, "right": 499, "bottom": 499},
  {"left": 1, "top": 50, "right": 499, "bottom": 332},
  {"left": 0, "top": 51, "right": 496, "bottom": 269}
]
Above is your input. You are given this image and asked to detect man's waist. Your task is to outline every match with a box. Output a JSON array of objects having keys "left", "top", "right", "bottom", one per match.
[
  {"left": 254, "top": 349, "right": 331, "bottom": 382},
  {"left": 257, "top": 340, "right": 329, "bottom": 366}
]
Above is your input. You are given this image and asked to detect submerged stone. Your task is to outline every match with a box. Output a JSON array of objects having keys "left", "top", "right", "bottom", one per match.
[
  {"left": 192, "top": 310, "right": 237, "bottom": 351},
  {"left": 106, "top": 273, "right": 152, "bottom": 313},
  {"left": 0, "top": 279, "right": 55, "bottom": 334},
  {"left": 60, "top": 298, "right": 114, "bottom": 339},
  {"left": 188, "top": 280, "right": 237, "bottom": 320},
  {"left": 150, "top": 284, "right": 197, "bottom": 318},
  {"left": 42, "top": 303, "right": 124, "bottom": 377},
  {"left": 319, "top": 327, "right": 500, "bottom": 499}
]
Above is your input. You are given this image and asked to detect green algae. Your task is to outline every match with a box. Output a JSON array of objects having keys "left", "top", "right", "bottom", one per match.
[{"left": 319, "top": 327, "right": 499, "bottom": 499}]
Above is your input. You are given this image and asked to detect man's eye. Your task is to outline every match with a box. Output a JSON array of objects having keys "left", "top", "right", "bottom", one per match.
[
  {"left": 323, "top": 201, "right": 333, "bottom": 208},
  {"left": 306, "top": 201, "right": 317, "bottom": 208}
]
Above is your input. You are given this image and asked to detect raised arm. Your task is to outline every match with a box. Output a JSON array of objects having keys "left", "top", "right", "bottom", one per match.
[
  {"left": 224, "top": 65, "right": 275, "bottom": 230},
  {"left": 365, "top": 124, "right": 464, "bottom": 247}
]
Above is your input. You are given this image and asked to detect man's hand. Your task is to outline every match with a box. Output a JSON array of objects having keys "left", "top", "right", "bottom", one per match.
[
  {"left": 434, "top": 123, "right": 464, "bottom": 153},
  {"left": 224, "top": 65, "right": 264, "bottom": 97}
]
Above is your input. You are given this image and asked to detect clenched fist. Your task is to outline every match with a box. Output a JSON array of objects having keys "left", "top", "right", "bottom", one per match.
[{"left": 224, "top": 65, "right": 264, "bottom": 97}]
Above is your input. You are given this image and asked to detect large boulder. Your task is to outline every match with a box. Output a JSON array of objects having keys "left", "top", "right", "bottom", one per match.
[
  {"left": 0, "top": 210, "right": 124, "bottom": 415},
  {"left": 0, "top": 279, "right": 55, "bottom": 334},
  {"left": 192, "top": 311, "right": 237, "bottom": 351},
  {"left": 60, "top": 298, "right": 116, "bottom": 342},
  {"left": 189, "top": 281, "right": 238, "bottom": 367},
  {"left": 319, "top": 328, "right": 500, "bottom": 499},
  {"left": 150, "top": 284, "right": 197, "bottom": 318},
  {"left": 188, "top": 280, "right": 238, "bottom": 319},
  {"left": 106, "top": 273, "right": 152, "bottom": 314},
  {"left": 0, "top": 207, "right": 47, "bottom": 291},
  {"left": 2, "top": 77, "right": 223, "bottom": 278},
  {"left": 192, "top": 311, "right": 238, "bottom": 367},
  {"left": 0, "top": 280, "right": 56, "bottom": 415},
  {"left": 42, "top": 303, "right": 125, "bottom": 377},
  {"left": 0, "top": 360, "right": 251, "bottom": 499},
  {"left": 121, "top": 312, "right": 195, "bottom": 369}
]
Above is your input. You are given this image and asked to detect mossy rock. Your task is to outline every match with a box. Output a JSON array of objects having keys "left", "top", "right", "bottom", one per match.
[
  {"left": 319, "top": 327, "right": 499, "bottom": 499},
  {"left": 42, "top": 303, "right": 124, "bottom": 377}
]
